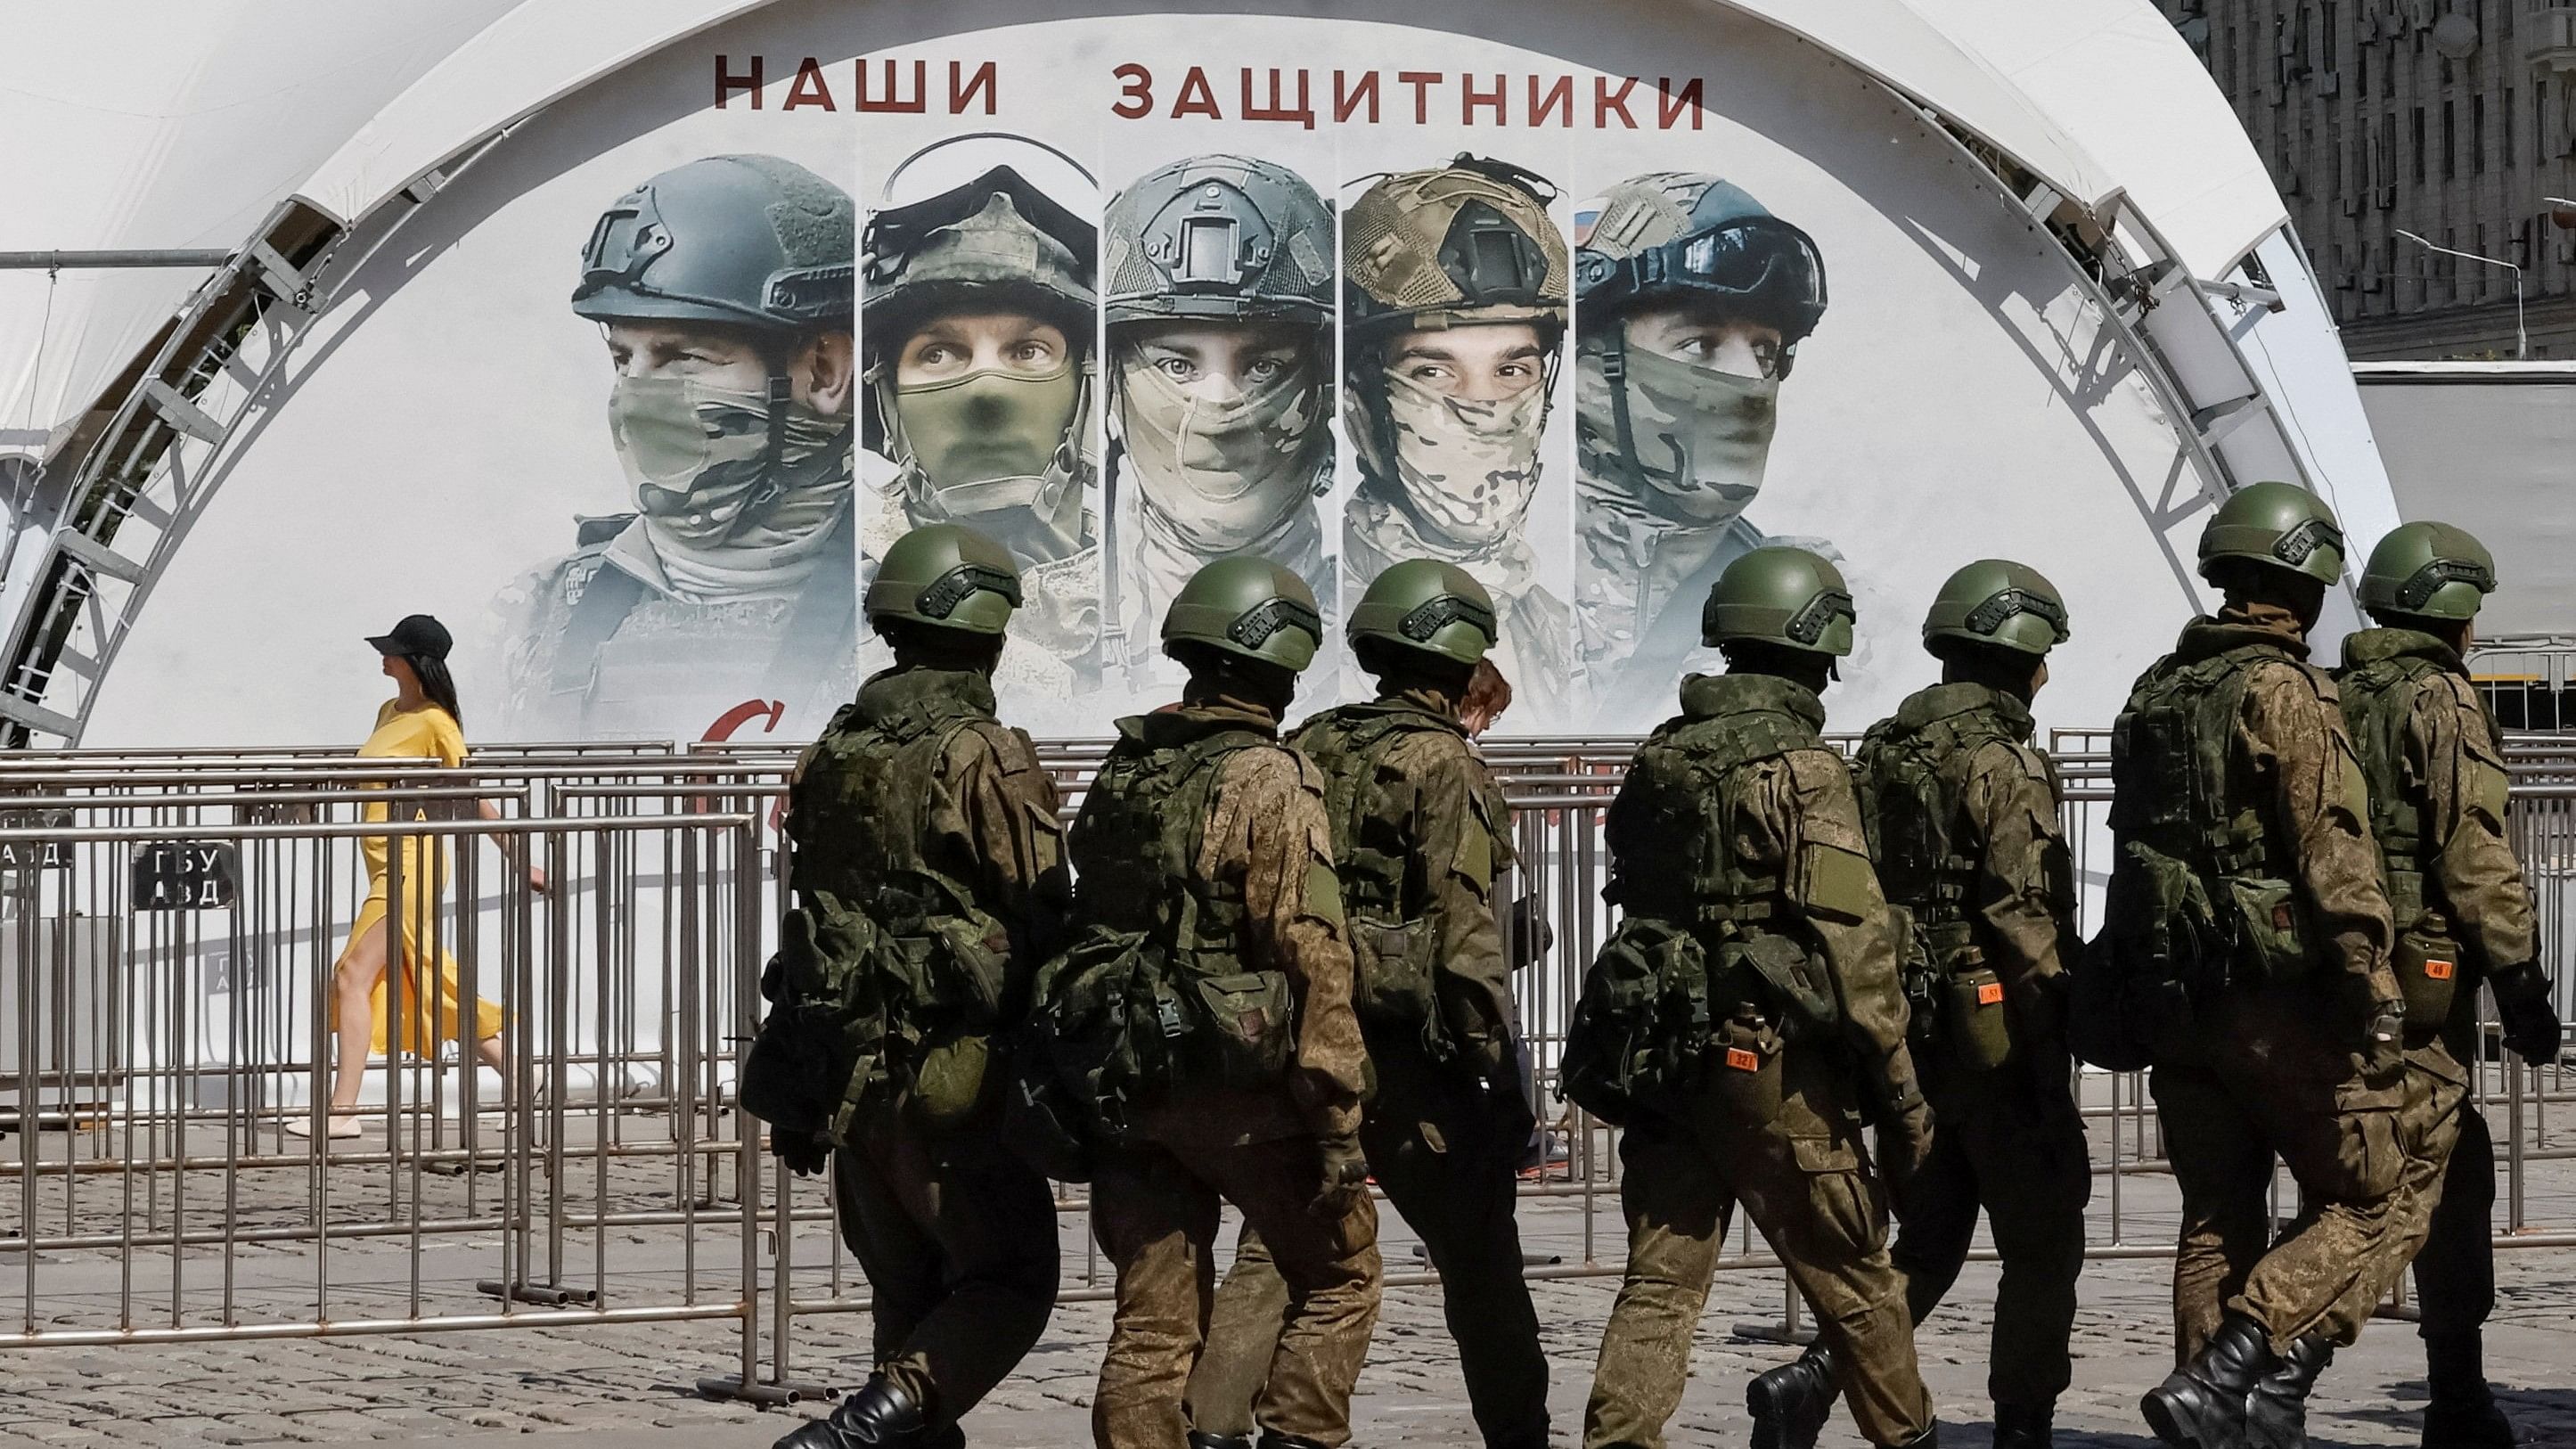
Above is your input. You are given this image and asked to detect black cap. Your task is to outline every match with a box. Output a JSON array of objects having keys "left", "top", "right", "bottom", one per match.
[{"left": 366, "top": 614, "right": 453, "bottom": 661}]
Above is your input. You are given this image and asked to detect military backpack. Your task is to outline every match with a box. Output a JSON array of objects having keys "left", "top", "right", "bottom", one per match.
[
  {"left": 1561, "top": 679, "right": 1843, "bottom": 1125},
  {"left": 742, "top": 690, "right": 1019, "bottom": 1144}
]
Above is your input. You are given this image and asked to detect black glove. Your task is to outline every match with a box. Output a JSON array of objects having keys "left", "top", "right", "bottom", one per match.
[
  {"left": 1869, "top": 1087, "right": 1935, "bottom": 1221},
  {"left": 1313, "top": 1133, "right": 1370, "bottom": 1216},
  {"left": 2490, "top": 962, "right": 2565, "bottom": 1066},
  {"left": 1483, "top": 1076, "right": 1539, "bottom": 1160},
  {"left": 771, "top": 1126, "right": 830, "bottom": 1178}
]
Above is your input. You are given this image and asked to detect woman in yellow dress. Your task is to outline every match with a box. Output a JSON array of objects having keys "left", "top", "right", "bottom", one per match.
[{"left": 290, "top": 615, "right": 547, "bottom": 1138}]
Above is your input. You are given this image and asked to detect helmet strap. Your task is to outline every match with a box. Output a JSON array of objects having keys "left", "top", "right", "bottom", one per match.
[{"left": 1600, "top": 323, "right": 1653, "bottom": 497}]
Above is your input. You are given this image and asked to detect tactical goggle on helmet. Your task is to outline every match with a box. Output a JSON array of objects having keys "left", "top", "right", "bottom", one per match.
[
  {"left": 1105, "top": 155, "right": 1335, "bottom": 326},
  {"left": 860, "top": 136, "right": 1099, "bottom": 348},
  {"left": 1574, "top": 174, "right": 1827, "bottom": 375}
]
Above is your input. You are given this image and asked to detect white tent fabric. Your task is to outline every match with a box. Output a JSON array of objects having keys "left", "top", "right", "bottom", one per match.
[{"left": 0, "top": 0, "right": 519, "bottom": 454}]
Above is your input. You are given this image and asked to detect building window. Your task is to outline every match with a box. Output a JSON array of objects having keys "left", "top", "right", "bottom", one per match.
[
  {"left": 2474, "top": 94, "right": 2487, "bottom": 176},
  {"left": 2517, "top": 217, "right": 2533, "bottom": 270},
  {"left": 2359, "top": 34, "right": 2370, "bottom": 97},
  {"left": 2475, "top": 224, "right": 2488, "bottom": 299},
  {"left": 2414, "top": 106, "right": 2427, "bottom": 183},
  {"left": 2444, "top": 101, "right": 2457, "bottom": 181},
  {"left": 2445, "top": 228, "right": 2459, "bottom": 304},
  {"left": 2383, "top": 37, "right": 2396, "bottom": 99},
  {"left": 2506, "top": 87, "right": 2516, "bottom": 169}
]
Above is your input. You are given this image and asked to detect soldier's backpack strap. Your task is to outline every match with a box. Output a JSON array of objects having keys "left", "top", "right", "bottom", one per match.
[{"left": 551, "top": 553, "right": 648, "bottom": 695}]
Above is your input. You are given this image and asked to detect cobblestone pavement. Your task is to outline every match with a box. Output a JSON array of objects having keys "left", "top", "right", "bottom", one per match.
[{"left": 0, "top": 1184, "right": 2572, "bottom": 1447}]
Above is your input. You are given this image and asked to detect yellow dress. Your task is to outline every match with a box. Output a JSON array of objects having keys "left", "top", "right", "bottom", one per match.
[{"left": 340, "top": 701, "right": 505, "bottom": 1053}]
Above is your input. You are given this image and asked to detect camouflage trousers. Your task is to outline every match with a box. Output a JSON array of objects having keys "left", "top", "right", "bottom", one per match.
[
  {"left": 1184, "top": 1059, "right": 1549, "bottom": 1449},
  {"left": 2414, "top": 1100, "right": 2498, "bottom": 1343},
  {"left": 1583, "top": 1044, "right": 1934, "bottom": 1449},
  {"left": 828, "top": 1106, "right": 1061, "bottom": 1429},
  {"left": 2150, "top": 993, "right": 2467, "bottom": 1359},
  {"left": 1090, "top": 1121, "right": 1382, "bottom": 1449},
  {"left": 1891, "top": 1047, "right": 2092, "bottom": 1409}
]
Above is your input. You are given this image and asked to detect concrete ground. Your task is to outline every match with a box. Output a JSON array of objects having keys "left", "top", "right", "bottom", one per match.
[{"left": 0, "top": 1181, "right": 2571, "bottom": 1447}]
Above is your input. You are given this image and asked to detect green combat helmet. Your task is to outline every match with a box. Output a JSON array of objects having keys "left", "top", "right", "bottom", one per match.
[
  {"left": 1922, "top": 559, "right": 2071, "bottom": 658},
  {"left": 2358, "top": 521, "right": 2496, "bottom": 624},
  {"left": 1346, "top": 560, "right": 1499, "bottom": 667},
  {"left": 1160, "top": 556, "right": 1324, "bottom": 672},
  {"left": 863, "top": 524, "right": 1023, "bottom": 635},
  {"left": 2196, "top": 480, "right": 2348, "bottom": 586},
  {"left": 571, "top": 154, "right": 856, "bottom": 332},
  {"left": 1702, "top": 545, "right": 1855, "bottom": 656}
]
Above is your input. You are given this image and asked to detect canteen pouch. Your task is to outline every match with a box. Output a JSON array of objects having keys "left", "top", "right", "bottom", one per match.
[
  {"left": 1723, "top": 929, "right": 1840, "bottom": 1038},
  {"left": 1187, "top": 969, "right": 1297, "bottom": 1088},
  {"left": 2223, "top": 874, "right": 2313, "bottom": 986},
  {"left": 1943, "top": 963, "right": 2015, "bottom": 1073},
  {"left": 1350, "top": 916, "right": 1443, "bottom": 1049},
  {"left": 2393, "top": 931, "right": 2462, "bottom": 1032},
  {"left": 1705, "top": 1014, "right": 1785, "bottom": 1124}
]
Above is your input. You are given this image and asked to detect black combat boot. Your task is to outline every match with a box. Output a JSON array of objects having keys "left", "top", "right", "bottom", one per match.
[
  {"left": 1748, "top": 1343, "right": 1838, "bottom": 1449},
  {"left": 774, "top": 1375, "right": 931, "bottom": 1449},
  {"left": 2244, "top": 1336, "right": 2333, "bottom": 1449},
  {"left": 2422, "top": 1332, "right": 2517, "bottom": 1448},
  {"left": 1992, "top": 1402, "right": 2054, "bottom": 1447},
  {"left": 1189, "top": 1435, "right": 1255, "bottom": 1449},
  {"left": 1254, "top": 1434, "right": 1332, "bottom": 1449},
  {"left": 2139, "top": 1313, "right": 2276, "bottom": 1448}
]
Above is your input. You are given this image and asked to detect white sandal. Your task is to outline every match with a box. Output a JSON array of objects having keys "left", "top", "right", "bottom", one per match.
[{"left": 284, "top": 1115, "right": 365, "bottom": 1139}]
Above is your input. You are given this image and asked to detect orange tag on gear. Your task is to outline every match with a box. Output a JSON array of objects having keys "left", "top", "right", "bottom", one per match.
[
  {"left": 2425, "top": 959, "right": 2457, "bottom": 981},
  {"left": 1978, "top": 982, "right": 2007, "bottom": 1006},
  {"left": 1725, "top": 1047, "right": 1762, "bottom": 1072}
]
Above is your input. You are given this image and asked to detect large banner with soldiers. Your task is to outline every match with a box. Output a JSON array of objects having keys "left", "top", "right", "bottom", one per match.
[{"left": 83, "top": 4, "right": 2213, "bottom": 746}]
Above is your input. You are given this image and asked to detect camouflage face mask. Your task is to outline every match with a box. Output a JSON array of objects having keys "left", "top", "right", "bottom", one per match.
[
  {"left": 609, "top": 374, "right": 847, "bottom": 549},
  {"left": 893, "top": 363, "right": 1081, "bottom": 490},
  {"left": 1375, "top": 369, "right": 1549, "bottom": 548},
  {"left": 1115, "top": 349, "right": 1325, "bottom": 552},
  {"left": 1576, "top": 340, "right": 1776, "bottom": 525}
]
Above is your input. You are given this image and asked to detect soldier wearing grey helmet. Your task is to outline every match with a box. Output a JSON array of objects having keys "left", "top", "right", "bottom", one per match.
[
  {"left": 1103, "top": 155, "right": 1337, "bottom": 693},
  {"left": 1342, "top": 155, "right": 1574, "bottom": 704},
  {"left": 495, "top": 152, "right": 861, "bottom": 741},
  {"left": 857, "top": 153, "right": 1103, "bottom": 703},
  {"left": 1572, "top": 172, "right": 1830, "bottom": 720}
]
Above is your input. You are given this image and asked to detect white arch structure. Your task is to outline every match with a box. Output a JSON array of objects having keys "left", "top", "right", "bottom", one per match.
[{"left": 0, "top": 0, "right": 2395, "bottom": 745}]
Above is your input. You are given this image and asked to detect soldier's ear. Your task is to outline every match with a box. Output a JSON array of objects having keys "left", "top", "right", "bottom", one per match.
[{"left": 799, "top": 332, "right": 856, "bottom": 418}]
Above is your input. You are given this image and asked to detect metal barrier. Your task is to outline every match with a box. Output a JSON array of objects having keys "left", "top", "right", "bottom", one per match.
[{"left": 0, "top": 741, "right": 2564, "bottom": 1405}]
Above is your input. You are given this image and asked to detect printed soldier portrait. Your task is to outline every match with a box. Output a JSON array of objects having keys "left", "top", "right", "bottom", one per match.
[
  {"left": 1340, "top": 152, "right": 1574, "bottom": 704},
  {"left": 494, "top": 152, "right": 861, "bottom": 742},
  {"left": 856, "top": 136, "right": 1103, "bottom": 702},
  {"left": 1571, "top": 172, "right": 1829, "bottom": 718},
  {"left": 1102, "top": 155, "right": 1337, "bottom": 694}
]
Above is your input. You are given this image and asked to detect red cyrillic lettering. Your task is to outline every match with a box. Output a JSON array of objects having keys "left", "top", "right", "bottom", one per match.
[
  {"left": 1656, "top": 76, "right": 1705, "bottom": 129},
  {"left": 1462, "top": 73, "right": 1505, "bottom": 126},
  {"left": 1529, "top": 74, "right": 1574, "bottom": 128},
  {"left": 1333, "top": 69, "right": 1380, "bottom": 125},
  {"left": 1395, "top": 70, "right": 1442, "bottom": 125},
  {"left": 716, "top": 54, "right": 763, "bottom": 110},
  {"left": 950, "top": 60, "right": 997, "bottom": 115},
  {"left": 1241, "top": 68, "right": 1315, "bottom": 127},
  {"left": 782, "top": 56, "right": 834, "bottom": 111},
  {"left": 1171, "top": 65, "right": 1222, "bottom": 119},
  {"left": 1113, "top": 62, "right": 1154, "bottom": 119},
  {"left": 857, "top": 57, "right": 928, "bottom": 113},
  {"left": 1595, "top": 74, "right": 1640, "bottom": 128}
]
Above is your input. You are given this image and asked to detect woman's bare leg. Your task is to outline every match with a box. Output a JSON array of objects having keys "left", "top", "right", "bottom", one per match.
[{"left": 325, "top": 923, "right": 389, "bottom": 1123}]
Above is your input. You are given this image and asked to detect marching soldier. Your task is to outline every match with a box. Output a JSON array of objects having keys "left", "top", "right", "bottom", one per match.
[
  {"left": 1186, "top": 561, "right": 1547, "bottom": 1449},
  {"left": 2338, "top": 522, "right": 2562, "bottom": 1448},
  {"left": 1753, "top": 561, "right": 2089, "bottom": 1449},
  {"left": 1563, "top": 545, "right": 1940, "bottom": 1449},
  {"left": 750, "top": 524, "right": 1070, "bottom": 1449},
  {"left": 1028, "top": 558, "right": 1380, "bottom": 1449},
  {"left": 2087, "top": 482, "right": 2433, "bottom": 1449}
]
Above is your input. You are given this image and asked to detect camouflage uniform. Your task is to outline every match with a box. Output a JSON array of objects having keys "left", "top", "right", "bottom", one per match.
[
  {"left": 1855, "top": 683, "right": 2091, "bottom": 1416},
  {"left": 2109, "top": 602, "right": 2425, "bottom": 1357},
  {"left": 2338, "top": 626, "right": 2541, "bottom": 1431},
  {"left": 1068, "top": 703, "right": 1380, "bottom": 1449},
  {"left": 1186, "top": 689, "right": 1546, "bottom": 1449},
  {"left": 1574, "top": 672, "right": 1934, "bottom": 1449},
  {"left": 771, "top": 665, "right": 1070, "bottom": 1439}
]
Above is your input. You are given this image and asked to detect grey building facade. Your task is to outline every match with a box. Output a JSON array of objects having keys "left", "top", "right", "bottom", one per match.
[{"left": 2164, "top": 0, "right": 2576, "bottom": 357}]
